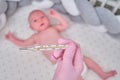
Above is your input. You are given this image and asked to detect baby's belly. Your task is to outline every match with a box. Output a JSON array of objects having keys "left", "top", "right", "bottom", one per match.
[
  {"left": 40, "top": 37, "right": 63, "bottom": 62},
  {"left": 36, "top": 35, "right": 64, "bottom": 62},
  {"left": 36, "top": 35, "right": 63, "bottom": 45}
]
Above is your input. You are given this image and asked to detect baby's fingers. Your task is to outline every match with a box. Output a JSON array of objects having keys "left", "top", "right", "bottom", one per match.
[
  {"left": 5, "top": 32, "right": 12, "bottom": 39},
  {"left": 51, "top": 50, "right": 63, "bottom": 62},
  {"left": 49, "top": 9, "right": 56, "bottom": 16}
]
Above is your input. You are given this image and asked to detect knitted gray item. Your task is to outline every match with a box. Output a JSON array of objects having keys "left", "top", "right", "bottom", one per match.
[
  {"left": 75, "top": 0, "right": 101, "bottom": 26},
  {"left": 95, "top": 7, "right": 120, "bottom": 34},
  {"left": 18, "top": 0, "right": 32, "bottom": 7},
  {"left": 0, "top": 13, "right": 6, "bottom": 30},
  {"left": 107, "top": 32, "right": 120, "bottom": 39},
  {"left": 52, "top": 0, "right": 61, "bottom": 4},
  {"left": 0, "top": 0, "right": 8, "bottom": 15},
  {"left": 52, "top": 3, "right": 84, "bottom": 23},
  {"left": 53, "top": 4, "right": 67, "bottom": 14},
  {"left": 6, "top": 1, "right": 18, "bottom": 17},
  {"left": 69, "top": 15, "right": 84, "bottom": 23},
  {"left": 35, "top": 0, "right": 43, "bottom": 1}
]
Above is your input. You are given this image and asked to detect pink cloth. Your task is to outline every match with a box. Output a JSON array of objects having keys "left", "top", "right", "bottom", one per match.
[{"left": 52, "top": 38, "right": 84, "bottom": 80}]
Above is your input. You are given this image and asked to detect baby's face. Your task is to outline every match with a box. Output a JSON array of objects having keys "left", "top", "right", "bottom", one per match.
[{"left": 29, "top": 10, "right": 50, "bottom": 31}]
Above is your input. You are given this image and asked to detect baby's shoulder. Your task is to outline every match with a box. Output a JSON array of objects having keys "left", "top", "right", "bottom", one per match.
[
  {"left": 31, "top": 33, "right": 39, "bottom": 38},
  {"left": 49, "top": 25, "right": 59, "bottom": 31}
]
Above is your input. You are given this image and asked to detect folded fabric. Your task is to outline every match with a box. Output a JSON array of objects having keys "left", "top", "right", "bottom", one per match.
[
  {"left": 68, "top": 15, "right": 84, "bottom": 23},
  {"left": 53, "top": 4, "right": 67, "bottom": 14},
  {"left": 107, "top": 32, "right": 120, "bottom": 39},
  {"left": 18, "top": 0, "right": 32, "bottom": 7},
  {"left": 52, "top": 0, "right": 61, "bottom": 4},
  {"left": 75, "top": 0, "right": 101, "bottom": 26},
  {"left": 0, "top": 0, "right": 8, "bottom": 15},
  {"left": 61, "top": 0, "right": 80, "bottom": 16},
  {"left": 95, "top": 7, "right": 120, "bottom": 34},
  {"left": 6, "top": 1, "right": 18, "bottom": 17},
  {"left": 32, "top": 0, "right": 54, "bottom": 9},
  {"left": 0, "top": 13, "right": 6, "bottom": 30}
]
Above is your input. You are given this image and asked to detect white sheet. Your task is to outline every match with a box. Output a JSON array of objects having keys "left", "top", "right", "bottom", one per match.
[{"left": 0, "top": 5, "right": 120, "bottom": 80}]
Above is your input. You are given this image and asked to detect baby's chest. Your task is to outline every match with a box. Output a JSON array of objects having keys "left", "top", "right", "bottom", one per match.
[{"left": 34, "top": 30, "right": 62, "bottom": 44}]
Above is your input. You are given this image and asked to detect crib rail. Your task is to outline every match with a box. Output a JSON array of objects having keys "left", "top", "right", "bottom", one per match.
[{"left": 90, "top": 0, "right": 120, "bottom": 14}]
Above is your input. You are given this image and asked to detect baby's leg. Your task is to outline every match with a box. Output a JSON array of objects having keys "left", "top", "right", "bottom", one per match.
[
  {"left": 42, "top": 51, "right": 57, "bottom": 64},
  {"left": 84, "top": 56, "right": 117, "bottom": 80},
  {"left": 80, "top": 77, "right": 84, "bottom": 80}
]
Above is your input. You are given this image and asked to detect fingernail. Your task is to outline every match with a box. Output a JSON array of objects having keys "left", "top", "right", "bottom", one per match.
[{"left": 50, "top": 55, "right": 57, "bottom": 62}]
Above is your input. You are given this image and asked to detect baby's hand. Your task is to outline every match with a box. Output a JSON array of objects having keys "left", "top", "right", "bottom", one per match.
[
  {"left": 5, "top": 32, "right": 14, "bottom": 40},
  {"left": 49, "top": 9, "right": 60, "bottom": 18}
]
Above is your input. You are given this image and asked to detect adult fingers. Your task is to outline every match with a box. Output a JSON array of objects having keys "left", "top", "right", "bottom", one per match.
[
  {"left": 58, "top": 38, "right": 77, "bottom": 66},
  {"left": 51, "top": 50, "right": 63, "bottom": 62},
  {"left": 74, "top": 47, "right": 83, "bottom": 73},
  {"left": 51, "top": 38, "right": 71, "bottom": 62}
]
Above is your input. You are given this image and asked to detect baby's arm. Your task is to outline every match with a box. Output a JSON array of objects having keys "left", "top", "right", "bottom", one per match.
[
  {"left": 5, "top": 32, "right": 35, "bottom": 47},
  {"left": 49, "top": 9, "right": 68, "bottom": 32}
]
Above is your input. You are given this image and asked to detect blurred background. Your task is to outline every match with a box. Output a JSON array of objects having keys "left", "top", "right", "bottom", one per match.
[{"left": 90, "top": 0, "right": 120, "bottom": 15}]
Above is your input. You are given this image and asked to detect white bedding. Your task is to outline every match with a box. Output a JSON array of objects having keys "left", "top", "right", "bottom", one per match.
[{"left": 0, "top": 5, "right": 120, "bottom": 80}]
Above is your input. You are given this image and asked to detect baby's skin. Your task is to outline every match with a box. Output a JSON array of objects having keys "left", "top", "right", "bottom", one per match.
[
  {"left": 6, "top": 9, "right": 68, "bottom": 61},
  {"left": 5, "top": 9, "right": 117, "bottom": 80}
]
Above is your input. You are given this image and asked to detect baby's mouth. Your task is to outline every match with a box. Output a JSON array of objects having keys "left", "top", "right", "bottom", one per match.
[{"left": 40, "top": 23, "right": 44, "bottom": 26}]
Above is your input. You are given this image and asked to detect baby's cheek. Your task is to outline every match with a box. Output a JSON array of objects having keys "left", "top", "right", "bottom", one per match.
[
  {"left": 44, "top": 18, "right": 49, "bottom": 23},
  {"left": 34, "top": 23, "right": 40, "bottom": 27},
  {"left": 40, "top": 26, "right": 46, "bottom": 30}
]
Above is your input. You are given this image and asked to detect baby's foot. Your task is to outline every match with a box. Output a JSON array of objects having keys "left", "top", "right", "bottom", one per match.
[{"left": 102, "top": 70, "right": 117, "bottom": 79}]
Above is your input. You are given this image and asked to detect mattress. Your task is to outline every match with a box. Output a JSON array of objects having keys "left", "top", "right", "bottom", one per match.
[{"left": 0, "top": 5, "right": 120, "bottom": 80}]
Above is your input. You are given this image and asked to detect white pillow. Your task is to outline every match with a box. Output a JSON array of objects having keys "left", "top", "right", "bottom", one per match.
[
  {"left": 0, "top": 13, "right": 6, "bottom": 30},
  {"left": 61, "top": 0, "right": 80, "bottom": 16},
  {"left": 32, "top": 0, "right": 54, "bottom": 9}
]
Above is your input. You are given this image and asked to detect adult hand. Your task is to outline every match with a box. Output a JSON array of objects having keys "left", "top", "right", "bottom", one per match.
[{"left": 52, "top": 38, "right": 83, "bottom": 80}]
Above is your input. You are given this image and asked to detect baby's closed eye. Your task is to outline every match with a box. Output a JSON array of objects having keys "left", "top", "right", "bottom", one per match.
[{"left": 33, "top": 19, "right": 37, "bottom": 22}]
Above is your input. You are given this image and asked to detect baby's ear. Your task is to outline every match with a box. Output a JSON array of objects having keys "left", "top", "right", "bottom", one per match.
[{"left": 29, "top": 25, "right": 33, "bottom": 30}]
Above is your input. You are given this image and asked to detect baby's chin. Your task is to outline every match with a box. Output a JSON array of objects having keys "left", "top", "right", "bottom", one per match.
[
  {"left": 30, "top": 25, "right": 49, "bottom": 31},
  {"left": 38, "top": 27, "right": 49, "bottom": 31}
]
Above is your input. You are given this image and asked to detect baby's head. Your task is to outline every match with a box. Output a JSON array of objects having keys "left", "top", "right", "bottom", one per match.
[{"left": 29, "top": 10, "right": 50, "bottom": 32}]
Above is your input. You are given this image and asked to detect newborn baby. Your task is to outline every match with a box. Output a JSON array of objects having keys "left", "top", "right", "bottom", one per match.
[
  {"left": 5, "top": 9, "right": 117, "bottom": 80},
  {"left": 6, "top": 9, "right": 68, "bottom": 61}
]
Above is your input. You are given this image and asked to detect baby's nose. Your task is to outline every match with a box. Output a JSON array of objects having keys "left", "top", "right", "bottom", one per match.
[{"left": 37, "top": 18, "right": 43, "bottom": 23}]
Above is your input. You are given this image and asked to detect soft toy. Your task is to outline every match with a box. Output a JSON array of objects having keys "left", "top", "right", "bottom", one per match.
[
  {"left": 52, "top": 0, "right": 107, "bottom": 32},
  {"left": 95, "top": 7, "right": 120, "bottom": 40},
  {"left": 32, "top": 0, "right": 54, "bottom": 9},
  {"left": 18, "top": 0, "right": 50, "bottom": 8},
  {"left": 0, "top": 0, "right": 54, "bottom": 31},
  {"left": 0, "top": 13, "right": 6, "bottom": 31},
  {"left": 52, "top": 0, "right": 120, "bottom": 40},
  {"left": 0, "top": 0, "right": 7, "bottom": 30},
  {"left": 6, "top": 1, "right": 18, "bottom": 17},
  {"left": 0, "top": 0, "right": 7, "bottom": 15},
  {"left": 95, "top": 7, "right": 120, "bottom": 34},
  {"left": 18, "top": 0, "right": 32, "bottom": 7}
]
